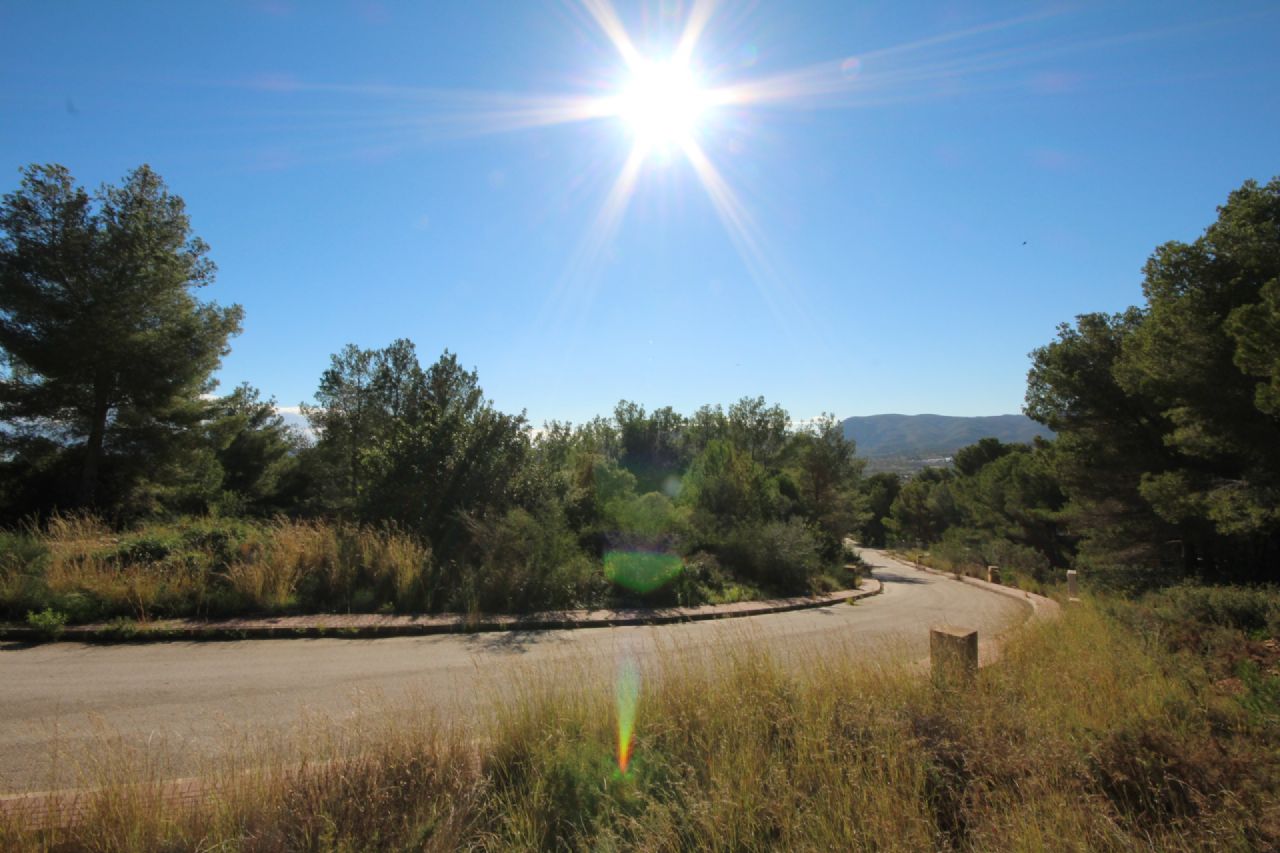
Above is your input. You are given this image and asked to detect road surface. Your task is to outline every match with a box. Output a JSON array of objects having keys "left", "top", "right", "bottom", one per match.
[{"left": 0, "top": 549, "right": 1029, "bottom": 792}]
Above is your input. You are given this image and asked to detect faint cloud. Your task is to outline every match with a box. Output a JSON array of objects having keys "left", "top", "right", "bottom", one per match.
[
  {"left": 790, "top": 416, "right": 826, "bottom": 432},
  {"left": 253, "top": 1, "right": 295, "bottom": 18},
  {"left": 933, "top": 143, "right": 964, "bottom": 167},
  {"left": 246, "top": 72, "right": 303, "bottom": 93},
  {"left": 249, "top": 145, "right": 297, "bottom": 172},
  {"left": 1028, "top": 71, "right": 1082, "bottom": 95},
  {"left": 1028, "top": 147, "right": 1076, "bottom": 170},
  {"left": 353, "top": 0, "right": 390, "bottom": 24},
  {"left": 276, "top": 406, "right": 315, "bottom": 437},
  {"left": 413, "top": 214, "right": 432, "bottom": 231}
]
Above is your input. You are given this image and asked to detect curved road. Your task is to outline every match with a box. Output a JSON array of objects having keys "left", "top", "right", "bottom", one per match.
[{"left": 0, "top": 549, "right": 1029, "bottom": 792}]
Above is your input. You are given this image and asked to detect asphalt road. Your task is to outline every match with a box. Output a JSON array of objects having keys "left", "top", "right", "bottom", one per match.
[{"left": 0, "top": 549, "right": 1029, "bottom": 792}]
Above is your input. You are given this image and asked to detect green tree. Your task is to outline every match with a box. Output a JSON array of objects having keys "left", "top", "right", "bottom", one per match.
[
  {"left": 682, "top": 438, "right": 775, "bottom": 538},
  {"left": 859, "top": 472, "right": 901, "bottom": 547},
  {"left": 789, "top": 414, "right": 867, "bottom": 556},
  {"left": 1028, "top": 177, "right": 1280, "bottom": 578},
  {"left": 885, "top": 467, "right": 960, "bottom": 546},
  {"left": 613, "top": 400, "right": 686, "bottom": 493},
  {"left": 306, "top": 342, "right": 530, "bottom": 558},
  {"left": 953, "top": 437, "right": 1013, "bottom": 477},
  {"left": 954, "top": 442, "right": 1069, "bottom": 567},
  {"left": 1117, "top": 179, "right": 1280, "bottom": 556},
  {"left": 303, "top": 343, "right": 382, "bottom": 510},
  {"left": 727, "top": 396, "right": 790, "bottom": 467},
  {"left": 207, "top": 383, "right": 305, "bottom": 514},
  {"left": 0, "top": 164, "right": 243, "bottom": 510}
]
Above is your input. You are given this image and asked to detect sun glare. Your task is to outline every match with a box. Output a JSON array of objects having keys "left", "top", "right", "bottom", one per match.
[{"left": 613, "top": 59, "right": 707, "bottom": 148}]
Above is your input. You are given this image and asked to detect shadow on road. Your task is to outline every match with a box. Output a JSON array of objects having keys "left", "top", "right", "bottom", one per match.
[
  {"left": 869, "top": 570, "right": 930, "bottom": 586},
  {"left": 461, "top": 630, "right": 566, "bottom": 654}
]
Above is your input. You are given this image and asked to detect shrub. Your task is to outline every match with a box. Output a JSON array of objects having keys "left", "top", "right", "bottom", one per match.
[
  {"left": 721, "top": 518, "right": 824, "bottom": 594},
  {"left": 25, "top": 606, "right": 67, "bottom": 640},
  {"left": 1152, "top": 585, "right": 1278, "bottom": 636},
  {"left": 463, "top": 508, "right": 597, "bottom": 612},
  {"left": 0, "top": 530, "right": 50, "bottom": 575}
]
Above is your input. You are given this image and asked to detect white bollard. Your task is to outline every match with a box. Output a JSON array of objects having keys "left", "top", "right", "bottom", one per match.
[{"left": 1067, "top": 569, "right": 1079, "bottom": 601}]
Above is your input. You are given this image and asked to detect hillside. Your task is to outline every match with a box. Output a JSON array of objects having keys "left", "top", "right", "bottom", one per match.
[{"left": 842, "top": 413, "right": 1053, "bottom": 459}]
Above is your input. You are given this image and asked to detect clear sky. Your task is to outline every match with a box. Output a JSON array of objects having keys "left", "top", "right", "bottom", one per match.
[{"left": 3, "top": 1, "right": 1278, "bottom": 427}]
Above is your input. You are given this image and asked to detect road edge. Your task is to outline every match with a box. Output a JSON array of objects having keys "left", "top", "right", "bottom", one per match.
[{"left": 0, "top": 579, "right": 884, "bottom": 644}]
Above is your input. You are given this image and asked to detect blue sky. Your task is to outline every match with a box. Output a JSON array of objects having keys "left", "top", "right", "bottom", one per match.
[{"left": 3, "top": 1, "right": 1278, "bottom": 427}]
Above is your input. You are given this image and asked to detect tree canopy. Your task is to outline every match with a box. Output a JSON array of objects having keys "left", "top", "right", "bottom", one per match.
[
  {"left": 1027, "top": 177, "right": 1280, "bottom": 579},
  {"left": 0, "top": 164, "right": 242, "bottom": 511}
]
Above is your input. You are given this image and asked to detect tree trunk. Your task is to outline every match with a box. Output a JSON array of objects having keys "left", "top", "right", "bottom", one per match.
[{"left": 78, "top": 386, "right": 110, "bottom": 507}]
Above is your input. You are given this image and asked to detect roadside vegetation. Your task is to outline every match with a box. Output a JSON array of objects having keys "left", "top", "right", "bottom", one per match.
[
  {"left": 0, "top": 167, "right": 865, "bottom": 624},
  {"left": 4, "top": 166, "right": 1279, "bottom": 622},
  {"left": 0, "top": 509, "right": 854, "bottom": 625},
  {"left": 3, "top": 587, "right": 1277, "bottom": 851}
]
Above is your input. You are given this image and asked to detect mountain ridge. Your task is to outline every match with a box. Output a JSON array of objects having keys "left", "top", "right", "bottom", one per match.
[{"left": 842, "top": 413, "right": 1053, "bottom": 459}]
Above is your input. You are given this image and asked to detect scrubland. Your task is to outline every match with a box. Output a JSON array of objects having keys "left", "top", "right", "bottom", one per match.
[{"left": 2, "top": 514, "right": 857, "bottom": 636}]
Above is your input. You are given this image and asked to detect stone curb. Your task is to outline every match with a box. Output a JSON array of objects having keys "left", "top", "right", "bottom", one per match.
[
  {"left": 903, "top": 559, "right": 1061, "bottom": 623},
  {"left": 0, "top": 579, "right": 883, "bottom": 644}
]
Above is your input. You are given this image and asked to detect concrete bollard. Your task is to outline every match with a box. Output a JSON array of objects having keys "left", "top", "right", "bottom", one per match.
[
  {"left": 930, "top": 624, "right": 978, "bottom": 688},
  {"left": 987, "top": 565, "right": 1001, "bottom": 585},
  {"left": 1067, "top": 569, "right": 1079, "bottom": 601}
]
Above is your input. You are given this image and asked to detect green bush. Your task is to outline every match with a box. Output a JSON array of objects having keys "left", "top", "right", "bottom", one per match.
[
  {"left": 1152, "top": 585, "right": 1279, "bottom": 636},
  {"left": 25, "top": 606, "right": 67, "bottom": 640},
  {"left": 0, "top": 531, "right": 50, "bottom": 574},
  {"left": 720, "top": 518, "right": 824, "bottom": 594},
  {"left": 463, "top": 508, "right": 599, "bottom": 613}
]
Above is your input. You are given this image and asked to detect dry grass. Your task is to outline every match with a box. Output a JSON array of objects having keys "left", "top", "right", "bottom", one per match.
[
  {"left": 2, "top": 594, "right": 1277, "bottom": 851},
  {"left": 1, "top": 516, "right": 436, "bottom": 623}
]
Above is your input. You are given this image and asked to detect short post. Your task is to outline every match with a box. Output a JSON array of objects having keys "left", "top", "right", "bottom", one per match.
[
  {"left": 916, "top": 552, "right": 923, "bottom": 568},
  {"left": 930, "top": 624, "right": 978, "bottom": 688},
  {"left": 1067, "top": 569, "right": 1079, "bottom": 601},
  {"left": 987, "top": 565, "right": 1001, "bottom": 585}
]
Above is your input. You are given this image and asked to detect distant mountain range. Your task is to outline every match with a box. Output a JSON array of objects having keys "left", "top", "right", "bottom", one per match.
[{"left": 842, "top": 414, "right": 1053, "bottom": 460}]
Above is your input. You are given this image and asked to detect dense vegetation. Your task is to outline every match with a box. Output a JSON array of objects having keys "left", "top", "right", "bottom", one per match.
[
  {"left": 3, "top": 166, "right": 1279, "bottom": 619},
  {"left": 1, "top": 164, "right": 866, "bottom": 621},
  {"left": 864, "top": 177, "right": 1280, "bottom": 589}
]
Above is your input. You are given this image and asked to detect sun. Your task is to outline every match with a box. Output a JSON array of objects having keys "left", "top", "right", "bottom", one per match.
[{"left": 612, "top": 58, "right": 708, "bottom": 149}]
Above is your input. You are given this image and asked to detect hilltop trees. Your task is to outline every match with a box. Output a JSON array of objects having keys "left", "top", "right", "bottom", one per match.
[
  {"left": 304, "top": 341, "right": 530, "bottom": 558},
  {"left": 0, "top": 164, "right": 242, "bottom": 514},
  {"left": 1028, "top": 177, "right": 1280, "bottom": 579}
]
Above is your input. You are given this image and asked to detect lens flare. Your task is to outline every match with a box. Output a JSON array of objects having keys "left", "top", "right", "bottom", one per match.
[
  {"left": 604, "top": 549, "right": 684, "bottom": 594},
  {"left": 616, "top": 660, "right": 640, "bottom": 774}
]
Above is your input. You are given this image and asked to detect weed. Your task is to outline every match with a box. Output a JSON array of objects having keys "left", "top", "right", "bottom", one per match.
[
  {"left": 24, "top": 606, "right": 66, "bottom": 640},
  {"left": 3, "top": 599, "right": 1280, "bottom": 849}
]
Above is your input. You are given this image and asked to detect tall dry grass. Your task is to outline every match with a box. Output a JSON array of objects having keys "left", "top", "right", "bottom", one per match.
[
  {"left": 3, "top": 595, "right": 1277, "bottom": 851},
  {"left": 0, "top": 515, "right": 435, "bottom": 622}
]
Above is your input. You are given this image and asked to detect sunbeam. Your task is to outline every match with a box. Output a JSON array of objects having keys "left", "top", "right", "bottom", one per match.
[
  {"left": 673, "top": 0, "right": 717, "bottom": 66},
  {"left": 231, "top": 0, "right": 1224, "bottom": 343},
  {"left": 679, "top": 138, "right": 809, "bottom": 339},
  {"left": 541, "top": 141, "right": 649, "bottom": 328},
  {"left": 580, "top": 0, "right": 642, "bottom": 70}
]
